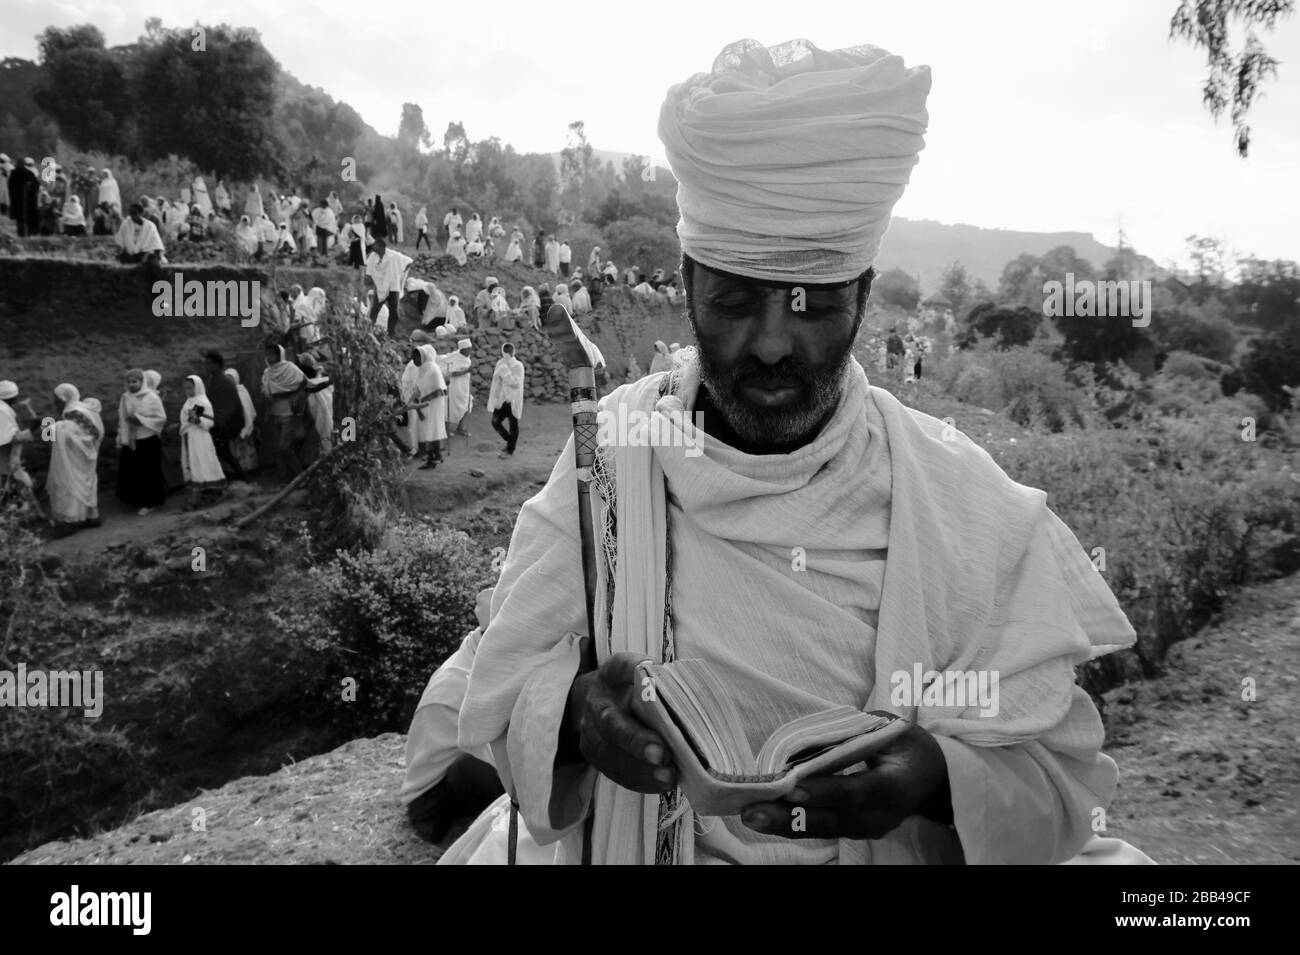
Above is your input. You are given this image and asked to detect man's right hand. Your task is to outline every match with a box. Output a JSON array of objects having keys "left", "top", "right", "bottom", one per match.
[{"left": 560, "top": 651, "right": 676, "bottom": 795}]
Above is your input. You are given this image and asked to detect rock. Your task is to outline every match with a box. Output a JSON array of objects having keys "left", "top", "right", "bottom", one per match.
[{"left": 469, "top": 468, "right": 486, "bottom": 478}]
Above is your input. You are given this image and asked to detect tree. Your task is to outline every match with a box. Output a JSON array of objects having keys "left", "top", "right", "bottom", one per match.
[
  {"left": 956, "top": 302, "right": 1042, "bottom": 349},
  {"left": 133, "top": 23, "right": 281, "bottom": 180},
  {"left": 443, "top": 121, "right": 470, "bottom": 165},
  {"left": 1170, "top": 0, "right": 1295, "bottom": 157},
  {"left": 560, "top": 120, "right": 596, "bottom": 217},
  {"left": 1240, "top": 322, "right": 1300, "bottom": 410},
  {"left": 1151, "top": 306, "right": 1239, "bottom": 363},
  {"left": 32, "top": 26, "right": 129, "bottom": 154},
  {"left": 1233, "top": 257, "right": 1300, "bottom": 330},
  {"left": 872, "top": 267, "right": 921, "bottom": 312},
  {"left": 601, "top": 216, "right": 680, "bottom": 276},
  {"left": 398, "top": 103, "right": 431, "bottom": 151},
  {"left": 937, "top": 262, "right": 972, "bottom": 318}
]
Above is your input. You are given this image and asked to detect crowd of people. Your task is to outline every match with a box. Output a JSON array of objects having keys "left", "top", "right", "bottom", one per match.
[{"left": 3, "top": 158, "right": 678, "bottom": 533}]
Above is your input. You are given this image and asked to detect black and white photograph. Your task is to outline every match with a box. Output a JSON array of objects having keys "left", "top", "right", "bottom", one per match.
[{"left": 0, "top": 0, "right": 1296, "bottom": 919}]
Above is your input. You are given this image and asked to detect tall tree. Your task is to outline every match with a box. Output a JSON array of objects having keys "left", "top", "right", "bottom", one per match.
[
  {"left": 560, "top": 120, "right": 595, "bottom": 217},
  {"left": 32, "top": 25, "right": 129, "bottom": 154},
  {"left": 442, "top": 121, "right": 470, "bottom": 165},
  {"left": 398, "top": 102, "right": 431, "bottom": 150},
  {"left": 938, "top": 261, "right": 972, "bottom": 318},
  {"left": 133, "top": 23, "right": 281, "bottom": 179},
  {"left": 1170, "top": 0, "right": 1294, "bottom": 156}
]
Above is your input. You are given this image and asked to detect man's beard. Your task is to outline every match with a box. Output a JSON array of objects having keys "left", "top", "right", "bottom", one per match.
[{"left": 689, "top": 322, "right": 858, "bottom": 449}]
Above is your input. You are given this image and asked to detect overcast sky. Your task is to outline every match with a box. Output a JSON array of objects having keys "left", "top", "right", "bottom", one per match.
[{"left": 6, "top": 0, "right": 1298, "bottom": 268}]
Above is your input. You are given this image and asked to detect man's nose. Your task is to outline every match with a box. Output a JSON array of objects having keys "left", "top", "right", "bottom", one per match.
[{"left": 749, "top": 293, "right": 798, "bottom": 365}]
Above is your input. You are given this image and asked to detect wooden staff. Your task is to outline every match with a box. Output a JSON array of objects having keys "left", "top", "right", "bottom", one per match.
[{"left": 540, "top": 302, "right": 600, "bottom": 674}]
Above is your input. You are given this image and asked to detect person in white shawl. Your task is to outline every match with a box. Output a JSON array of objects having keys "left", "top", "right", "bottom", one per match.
[
  {"left": 255, "top": 213, "right": 278, "bottom": 254},
  {"left": 297, "top": 354, "right": 334, "bottom": 458},
  {"left": 274, "top": 221, "right": 297, "bottom": 254},
  {"left": 244, "top": 182, "right": 264, "bottom": 220},
  {"left": 0, "top": 379, "right": 36, "bottom": 494},
  {"left": 115, "top": 368, "right": 168, "bottom": 514},
  {"left": 518, "top": 286, "right": 540, "bottom": 329},
  {"left": 504, "top": 234, "right": 522, "bottom": 263},
  {"left": 488, "top": 343, "right": 525, "bottom": 458},
  {"left": 400, "top": 343, "right": 448, "bottom": 468},
  {"left": 570, "top": 278, "right": 592, "bottom": 314},
  {"left": 97, "top": 168, "right": 122, "bottom": 217},
  {"left": 46, "top": 383, "right": 104, "bottom": 532},
  {"left": 224, "top": 367, "right": 259, "bottom": 473},
  {"left": 115, "top": 203, "right": 166, "bottom": 264},
  {"left": 442, "top": 338, "right": 474, "bottom": 437},
  {"left": 232, "top": 214, "right": 259, "bottom": 256},
  {"left": 261, "top": 345, "right": 309, "bottom": 482},
  {"left": 179, "top": 374, "right": 226, "bottom": 507},
  {"left": 444, "top": 295, "right": 466, "bottom": 331},
  {"left": 443, "top": 38, "right": 1151, "bottom": 868},
  {"left": 446, "top": 231, "right": 468, "bottom": 266},
  {"left": 60, "top": 195, "right": 86, "bottom": 234}
]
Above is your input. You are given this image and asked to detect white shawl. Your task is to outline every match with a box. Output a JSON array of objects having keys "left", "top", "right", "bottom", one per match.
[
  {"left": 457, "top": 353, "right": 1136, "bottom": 865},
  {"left": 488, "top": 348, "right": 525, "bottom": 418}
]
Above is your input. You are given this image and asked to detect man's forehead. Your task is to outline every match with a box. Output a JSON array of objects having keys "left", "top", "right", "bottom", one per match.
[{"left": 695, "top": 259, "right": 862, "bottom": 294}]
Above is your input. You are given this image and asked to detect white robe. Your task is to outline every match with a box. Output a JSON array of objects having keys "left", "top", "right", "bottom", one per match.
[
  {"left": 115, "top": 218, "right": 165, "bottom": 256},
  {"left": 180, "top": 392, "right": 225, "bottom": 488},
  {"left": 192, "top": 177, "right": 213, "bottom": 217},
  {"left": 47, "top": 403, "right": 102, "bottom": 523},
  {"left": 441, "top": 351, "right": 474, "bottom": 424},
  {"left": 488, "top": 355, "right": 525, "bottom": 418},
  {"left": 97, "top": 175, "right": 122, "bottom": 216},
  {"left": 401, "top": 346, "right": 448, "bottom": 446},
  {"left": 451, "top": 354, "right": 1143, "bottom": 865},
  {"left": 306, "top": 376, "right": 334, "bottom": 452}
]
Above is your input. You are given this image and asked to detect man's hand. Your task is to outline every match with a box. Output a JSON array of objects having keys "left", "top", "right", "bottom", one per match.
[
  {"left": 559, "top": 651, "right": 676, "bottom": 795},
  {"left": 740, "top": 720, "right": 952, "bottom": 840}
]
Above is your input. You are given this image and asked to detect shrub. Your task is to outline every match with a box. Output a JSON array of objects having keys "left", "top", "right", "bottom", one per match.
[
  {"left": 931, "top": 341, "right": 1091, "bottom": 431},
  {"left": 272, "top": 519, "right": 493, "bottom": 735}
]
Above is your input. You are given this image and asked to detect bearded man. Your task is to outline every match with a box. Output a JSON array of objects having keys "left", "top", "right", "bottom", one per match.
[{"left": 440, "top": 39, "right": 1150, "bottom": 866}]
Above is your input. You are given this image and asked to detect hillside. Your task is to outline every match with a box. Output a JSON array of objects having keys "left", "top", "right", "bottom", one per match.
[{"left": 875, "top": 217, "right": 1130, "bottom": 291}]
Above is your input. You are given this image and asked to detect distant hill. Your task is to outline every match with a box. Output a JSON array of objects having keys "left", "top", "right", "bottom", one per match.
[{"left": 875, "top": 218, "right": 1124, "bottom": 292}]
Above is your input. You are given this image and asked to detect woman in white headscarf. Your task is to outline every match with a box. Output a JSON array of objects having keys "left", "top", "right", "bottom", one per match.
[
  {"left": 214, "top": 179, "right": 232, "bottom": 217},
  {"left": 256, "top": 213, "right": 278, "bottom": 254},
  {"left": 261, "top": 344, "right": 308, "bottom": 482},
  {"left": 60, "top": 195, "right": 87, "bottom": 235},
  {"left": 570, "top": 278, "right": 592, "bottom": 314},
  {"left": 503, "top": 232, "right": 522, "bottom": 264},
  {"left": 46, "top": 383, "right": 104, "bottom": 532},
  {"left": 464, "top": 213, "right": 483, "bottom": 244},
  {"left": 274, "top": 221, "right": 297, "bottom": 255},
  {"left": 224, "top": 367, "right": 259, "bottom": 473},
  {"left": 446, "top": 231, "right": 467, "bottom": 266},
  {"left": 488, "top": 342, "right": 525, "bottom": 459},
  {"left": 97, "top": 168, "right": 122, "bottom": 217},
  {"left": 116, "top": 368, "right": 168, "bottom": 515},
  {"left": 401, "top": 344, "right": 448, "bottom": 469},
  {"left": 444, "top": 294, "right": 466, "bottom": 331},
  {"left": 490, "top": 285, "right": 511, "bottom": 320},
  {"left": 244, "top": 181, "right": 264, "bottom": 220},
  {"left": 588, "top": 245, "right": 601, "bottom": 276},
  {"left": 553, "top": 282, "right": 572, "bottom": 312},
  {"left": 179, "top": 374, "right": 226, "bottom": 507},
  {"left": 518, "top": 286, "right": 540, "bottom": 329},
  {"left": 341, "top": 215, "right": 367, "bottom": 268},
  {"left": 233, "top": 214, "right": 259, "bottom": 256}
]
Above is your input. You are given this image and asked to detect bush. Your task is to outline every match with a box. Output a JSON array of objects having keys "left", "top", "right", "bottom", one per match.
[
  {"left": 272, "top": 519, "right": 493, "bottom": 735},
  {"left": 932, "top": 341, "right": 1091, "bottom": 431}
]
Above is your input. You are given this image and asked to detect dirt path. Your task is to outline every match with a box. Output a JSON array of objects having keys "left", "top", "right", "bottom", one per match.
[{"left": 1104, "top": 572, "right": 1300, "bottom": 864}]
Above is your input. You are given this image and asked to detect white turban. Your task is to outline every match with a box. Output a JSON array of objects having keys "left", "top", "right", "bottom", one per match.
[{"left": 658, "top": 38, "right": 931, "bottom": 284}]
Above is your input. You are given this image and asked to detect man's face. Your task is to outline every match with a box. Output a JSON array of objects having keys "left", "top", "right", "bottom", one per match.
[
  {"left": 687, "top": 262, "right": 864, "bottom": 450},
  {"left": 130, "top": 210, "right": 143, "bottom": 225}
]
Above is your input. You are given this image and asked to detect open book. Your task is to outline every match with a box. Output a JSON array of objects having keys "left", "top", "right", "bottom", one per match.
[{"left": 630, "top": 658, "right": 908, "bottom": 818}]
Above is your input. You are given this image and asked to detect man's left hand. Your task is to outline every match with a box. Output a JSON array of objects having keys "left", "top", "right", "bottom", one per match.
[{"left": 740, "top": 721, "right": 952, "bottom": 840}]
